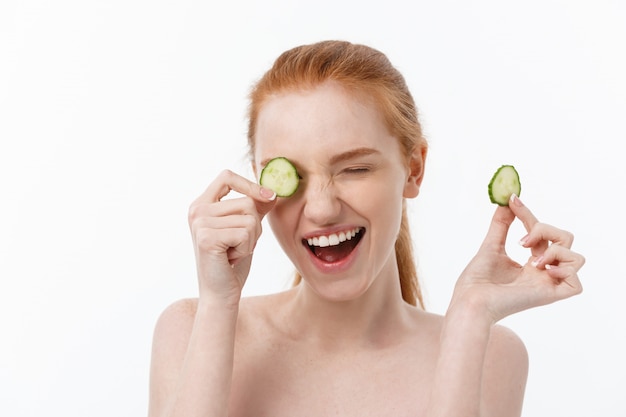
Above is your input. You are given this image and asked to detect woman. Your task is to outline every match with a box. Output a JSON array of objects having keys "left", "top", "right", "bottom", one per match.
[{"left": 148, "top": 40, "right": 584, "bottom": 417}]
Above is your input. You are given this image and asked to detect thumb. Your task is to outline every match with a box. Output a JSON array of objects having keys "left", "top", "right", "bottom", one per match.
[{"left": 480, "top": 205, "right": 515, "bottom": 251}]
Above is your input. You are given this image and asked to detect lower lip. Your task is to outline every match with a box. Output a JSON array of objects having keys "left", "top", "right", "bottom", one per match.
[{"left": 304, "top": 239, "right": 362, "bottom": 275}]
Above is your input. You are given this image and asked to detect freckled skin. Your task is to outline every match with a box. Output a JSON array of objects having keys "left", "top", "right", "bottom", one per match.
[
  {"left": 255, "top": 82, "right": 410, "bottom": 302},
  {"left": 149, "top": 76, "right": 583, "bottom": 417}
]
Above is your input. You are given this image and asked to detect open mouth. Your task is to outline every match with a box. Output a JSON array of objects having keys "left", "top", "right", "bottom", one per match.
[{"left": 302, "top": 227, "right": 365, "bottom": 264}]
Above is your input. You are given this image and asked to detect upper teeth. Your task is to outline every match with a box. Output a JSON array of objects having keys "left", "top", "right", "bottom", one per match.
[{"left": 307, "top": 227, "right": 362, "bottom": 248}]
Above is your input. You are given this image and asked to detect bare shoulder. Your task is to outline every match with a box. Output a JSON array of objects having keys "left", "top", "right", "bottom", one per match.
[
  {"left": 150, "top": 298, "right": 200, "bottom": 373},
  {"left": 149, "top": 294, "right": 275, "bottom": 363},
  {"left": 482, "top": 324, "right": 529, "bottom": 417},
  {"left": 486, "top": 324, "right": 529, "bottom": 371},
  {"left": 490, "top": 324, "right": 528, "bottom": 353},
  {"left": 413, "top": 309, "right": 528, "bottom": 363},
  {"left": 152, "top": 293, "right": 284, "bottom": 344},
  {"left": 236, "top": 291, "right": 292, "bottom": 334},
  {"left": 158, "top": 297, "right": 199, "bottom": 319},
  {"left": 152, "top": 298, "right": 198, "bottom": 343},
  {"left": 415, "top": 310, "right": 528, "bottom": 416},
  {"left": 148, "top": 298, "right": 199, "bottom": 416}
]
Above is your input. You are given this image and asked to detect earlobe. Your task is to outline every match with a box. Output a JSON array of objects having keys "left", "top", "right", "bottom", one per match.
[{"left": 403, "top": 145, "right": 427, "bottom": 198}]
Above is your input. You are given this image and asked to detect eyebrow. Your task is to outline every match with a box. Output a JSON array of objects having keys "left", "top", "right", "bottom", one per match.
[
  {"left": 329, "top": 147, "right": 381, "bottom": 165},
  {"left": 260, "top": 147, "right": 380, "bottom": 169}
]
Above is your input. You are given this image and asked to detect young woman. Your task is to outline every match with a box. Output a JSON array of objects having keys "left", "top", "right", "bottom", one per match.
[{"left": 147, "top": 40, "right": 585, "bottom": 417}]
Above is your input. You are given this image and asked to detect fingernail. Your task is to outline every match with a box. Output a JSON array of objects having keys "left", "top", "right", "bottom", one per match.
[
  {"left": 518, "top": 234, "right": 529, "bottom": 246},
  {"left": 510, "top": 193, "right": 523, "bottom": 207},
  {"left": 531, "top": 256, "right": 544, "bottom": 268},
  {"left": 260, "top": 187, "right": 276, "bottom": 201}
]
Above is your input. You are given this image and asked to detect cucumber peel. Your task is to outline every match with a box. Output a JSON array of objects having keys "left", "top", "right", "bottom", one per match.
[
  {"left": 259, "top": 157, "right": 300, "bottom": 197},
  {"left": 488, "top": 165, "right": 521, "bottom": 206}
]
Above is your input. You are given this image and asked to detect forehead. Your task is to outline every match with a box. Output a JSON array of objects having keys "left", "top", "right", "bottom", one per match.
[{"left": 254, "top": 82, "right": 395, "bottom": 164}]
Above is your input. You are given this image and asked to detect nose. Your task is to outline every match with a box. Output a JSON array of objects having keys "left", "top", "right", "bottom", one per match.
[{"left": 302, "top": 179, "right": 342, "bottom": 225}]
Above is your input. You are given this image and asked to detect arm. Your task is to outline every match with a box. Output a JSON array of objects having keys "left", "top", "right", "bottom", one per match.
[
  {"left": 148, "top": 298, "right": 240, "bottom": 417},
  {"left": 425, "top": 194, "right": 584, "bottom": 417},
  {"left": 147, "top": 170, "right": 276, "bottom": 417},
  {"left": 428, "top": 302, "right": 528, "bottom": 417}
]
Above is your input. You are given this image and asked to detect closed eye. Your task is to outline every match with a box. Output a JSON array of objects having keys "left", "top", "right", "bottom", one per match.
[{"left": 343, "top": 166, "right": 371, "bottom": 174}]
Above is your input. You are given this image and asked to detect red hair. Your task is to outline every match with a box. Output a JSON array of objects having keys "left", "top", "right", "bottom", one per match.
[{"left": 247, "top": 40, "right": 427, "bottom": 308}]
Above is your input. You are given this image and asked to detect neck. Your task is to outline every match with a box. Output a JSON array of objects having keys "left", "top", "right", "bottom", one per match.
[{"left": 284, "top": 262, "right": 414, "bottom": 350}]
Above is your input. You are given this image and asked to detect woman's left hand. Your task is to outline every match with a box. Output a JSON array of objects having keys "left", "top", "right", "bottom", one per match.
[{"left": 451, "top": 194, "right": 585, "bottom": 323}]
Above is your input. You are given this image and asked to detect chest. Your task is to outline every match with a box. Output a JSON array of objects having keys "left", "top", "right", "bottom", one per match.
[{"left": 229, "top": 338, "right": 437, "bottom": 417}]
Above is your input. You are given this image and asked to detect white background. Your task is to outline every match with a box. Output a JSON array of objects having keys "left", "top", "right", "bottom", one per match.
[{"left": 1, "top": 0, "right": 625, "bottom": 415}]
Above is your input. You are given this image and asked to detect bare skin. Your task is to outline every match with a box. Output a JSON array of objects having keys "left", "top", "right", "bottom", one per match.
[
  {"left": 151, "top": 290, "right": 528, "bottom": 417},
  {"left": 147, "top": 83, "right": 584, "bottom": 417}
]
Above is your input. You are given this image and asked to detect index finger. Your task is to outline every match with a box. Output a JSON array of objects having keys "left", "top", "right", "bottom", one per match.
[
  {"left": 508, "top": 194, "right": 550, "bottom": 256},
  {"left": 206, "top": 169, "right": 276, "bottom": 201},
  {"left": 508, "top": 194, "right": 539, "bottom": 232}
]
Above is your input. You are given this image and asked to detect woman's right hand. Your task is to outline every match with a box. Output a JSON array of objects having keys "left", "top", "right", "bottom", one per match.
[{"left": 187, "top": 169, "right": 277, "bottom": 304}]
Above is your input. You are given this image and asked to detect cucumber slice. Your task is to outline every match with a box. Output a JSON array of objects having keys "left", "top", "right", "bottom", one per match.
[
  {"left": 488, "top": 165, "right": 521, "bottom": 206},
  {"left": 259, "top": 157, "right": 300, "bottom": 197}
]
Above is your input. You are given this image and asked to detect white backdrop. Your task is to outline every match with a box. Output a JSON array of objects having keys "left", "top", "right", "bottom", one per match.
[{"left": 1, "top": 0, "right": 625, "bottom": 415}]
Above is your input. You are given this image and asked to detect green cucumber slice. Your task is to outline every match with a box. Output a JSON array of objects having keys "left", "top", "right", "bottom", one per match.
[
  {"left": 259, "top": 157, "right": 300, "bottom": 197},
  {"left": 488, "top": 165, "right": 521, "bottom": 206}
]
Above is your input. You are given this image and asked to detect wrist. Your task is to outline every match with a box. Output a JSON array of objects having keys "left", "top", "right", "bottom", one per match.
[
  {"left": 445, "top": 294, "right": 497, "bottom": 329},
  {"left": 197, "top": 291, "right": 241, "bottom": 313}
]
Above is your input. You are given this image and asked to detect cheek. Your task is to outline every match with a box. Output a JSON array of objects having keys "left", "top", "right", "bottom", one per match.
[
  {"left": 267, "top": 203, "right": 297, "bottom": 244},
  {"left": 345, "top": 176, "right": 405, "bottom": 235},
  {"left": 347, "top": 173, "right": 406, "bottom": 212}
]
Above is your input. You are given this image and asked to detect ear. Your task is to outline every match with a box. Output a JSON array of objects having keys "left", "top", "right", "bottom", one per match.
[{"left": 403, "top": 144, "right": 427, "bottom": 198}]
